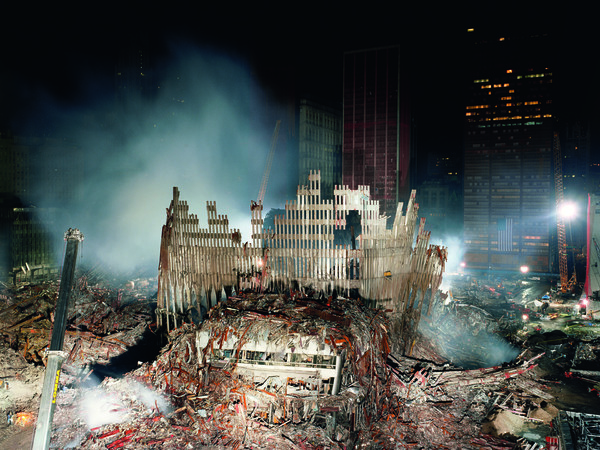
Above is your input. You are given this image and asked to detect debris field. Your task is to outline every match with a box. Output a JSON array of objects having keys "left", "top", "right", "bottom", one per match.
[{"left": 3, "top": 279, "right": 600, "bottom": 449}]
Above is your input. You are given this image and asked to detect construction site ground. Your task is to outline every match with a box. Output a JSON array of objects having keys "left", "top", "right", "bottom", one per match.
[{"left": 1, "top": 273, "right": 600, "bottom": 449}]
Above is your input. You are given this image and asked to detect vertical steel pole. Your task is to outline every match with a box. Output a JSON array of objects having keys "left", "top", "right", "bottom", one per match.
[{"left": 32, "top": 228, "right": 84, "bottom": 450}]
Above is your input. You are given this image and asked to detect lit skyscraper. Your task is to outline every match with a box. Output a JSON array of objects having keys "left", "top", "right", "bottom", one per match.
[{"left": 463, "top": 29, "right": 555, "bottom": 274}]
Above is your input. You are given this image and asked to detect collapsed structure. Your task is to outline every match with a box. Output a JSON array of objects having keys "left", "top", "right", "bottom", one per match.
[{"left": 157, "top": 171, "right": 447, "bottom": 354}]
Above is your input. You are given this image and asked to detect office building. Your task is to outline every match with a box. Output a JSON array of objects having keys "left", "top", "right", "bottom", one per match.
[
  {"left": 298, "top": 98, "right": 342, "bottom": 198},
  {"left": 342, "top": 46, "right": 411, "bottom": 218},
  {"left": 463, "top": 29, "right": 555, "bottom": 274}
]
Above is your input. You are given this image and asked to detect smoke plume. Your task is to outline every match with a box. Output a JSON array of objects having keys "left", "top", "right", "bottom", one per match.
[{"left": 24, "top": 43, "right": 289, "bottom": 276}]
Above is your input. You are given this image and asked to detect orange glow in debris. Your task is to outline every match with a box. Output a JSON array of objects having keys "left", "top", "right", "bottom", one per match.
[{"left": 14, "top": 412, "right": 34, "bottom": 427}]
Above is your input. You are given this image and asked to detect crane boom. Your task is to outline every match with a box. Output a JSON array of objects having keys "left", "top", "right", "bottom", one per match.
[{"left": 257, "top": 120, "right": 281, "bottom": 205}]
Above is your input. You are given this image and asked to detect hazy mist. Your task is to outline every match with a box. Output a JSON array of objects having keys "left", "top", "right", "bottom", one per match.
[{"left": 24, "top": 43, "right": 289, "bottom": 276}]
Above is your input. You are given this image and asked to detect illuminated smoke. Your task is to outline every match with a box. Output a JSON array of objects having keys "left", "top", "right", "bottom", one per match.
[
  {"left": 81, "top": 378, "right": 171, "bottom": 429},
  {"left": 24, "top": 43, "right": 288, "bottom": 275},
  {"left": 429, "top": 233, "right": 465, "bottom": 275},
  {"left": 421, "top": 299, "right": 519, "bottom": 369}
]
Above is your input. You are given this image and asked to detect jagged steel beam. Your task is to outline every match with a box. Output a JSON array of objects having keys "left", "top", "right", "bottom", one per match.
[{"left": 32, "top": 228, "right": 84, "bottom": 450}]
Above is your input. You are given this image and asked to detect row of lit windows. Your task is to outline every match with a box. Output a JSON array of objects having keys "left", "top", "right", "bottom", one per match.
[
  {"left": 467, "top": 114, "right": 552, "bottom": 121},
  {"left": 466, "top": 100, "right": 542, "bottom": 112},
  {"left": 473, "top": 73, "right": 551, "bottom": 84},
  {"left": 518, "top": 73, "right": 552, "bottom": 79},
  {"left": 474, "top": 121, "right": 549, "bottom": 128},
  {"left": 479, "top": 83, "right": 510, "bottom": 89}
]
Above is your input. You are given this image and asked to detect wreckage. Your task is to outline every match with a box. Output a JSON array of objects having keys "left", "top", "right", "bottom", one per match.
[
  {"left": 152, "top": 171, "right": 450, "bottom": 435},
  {"left": 157, "top": 171, "right": 446, "bottom": 355},
  {"left": 2, "top": 174, "right": 600, "bottom": 448}
]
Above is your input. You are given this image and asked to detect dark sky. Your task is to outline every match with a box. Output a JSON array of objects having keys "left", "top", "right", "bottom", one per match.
[
  {"left": 3, "top": 5, "right": 596, "bottom": 140},
  {"left": 2, "top": 5, "right": 597, "bottom": 173},
  {"left": 2, "top": 6, "right": 462, "bottom": 125}
]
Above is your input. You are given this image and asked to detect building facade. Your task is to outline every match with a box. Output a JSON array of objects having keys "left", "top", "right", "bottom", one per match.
[
  {"left": 0, "top": 132, "right": 30, "bottom": 199},
  {"left": 0, "top": 133, "right": 82, "bottom": 278},
  {"left": 342, "top": 46, "right": 411, "bottom": 219},
  {"left": 463, "top": 30, "right": 555, "bottom": 273},
  {"left": 298, "top": 99, "right": 342, "bottom": 199}
]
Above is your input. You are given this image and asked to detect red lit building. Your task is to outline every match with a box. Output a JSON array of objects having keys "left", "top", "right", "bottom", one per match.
[{"left": 342, "top": 46, "right": 411, "bottom": 218}]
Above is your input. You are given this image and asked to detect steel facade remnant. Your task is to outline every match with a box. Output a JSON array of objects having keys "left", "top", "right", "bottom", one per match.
[{"left": 157, "top": 171, "right": 446, "bottom": 350}]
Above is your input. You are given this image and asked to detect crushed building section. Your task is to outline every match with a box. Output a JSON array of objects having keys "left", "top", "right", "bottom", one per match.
[
  {"left": 194, "top": 293, "right": 391, "bottom": 429},
  {"left": 157, "top": 171, "right": 446, "bottom": 354}
]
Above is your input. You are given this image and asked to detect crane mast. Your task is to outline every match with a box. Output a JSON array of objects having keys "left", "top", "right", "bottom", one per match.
[{"left": 553, "top": 132, "right": 570, "bottom": 293}]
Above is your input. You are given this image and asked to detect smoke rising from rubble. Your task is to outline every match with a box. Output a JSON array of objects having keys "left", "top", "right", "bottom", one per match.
[
  {"left": 430, "top": 234, "right": 465, "bottom": 280},
  {"left": 23, "top": 42, "right": 290, "bottom": 275},
  {"left": 81, "top": 378, "right": 171, "bottom": 429},
  {"left": 421, "top": 300, "right": 519, "bottom": 369}
]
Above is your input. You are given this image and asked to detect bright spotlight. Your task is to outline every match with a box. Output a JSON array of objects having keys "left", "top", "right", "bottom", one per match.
[
  {"left": 558, "top": 201, "right": 577, "bottom": 219},
  {"left": 520, "top": 265, "right": 529, "bottom": 274}
]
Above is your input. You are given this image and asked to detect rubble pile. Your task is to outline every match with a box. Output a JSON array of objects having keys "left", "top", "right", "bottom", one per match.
[
  {"left": 417, "top": 298, "right": 520, "bottom": 369},
  {"left": 148, "top": 293, "right": 393, "bottom": 447},
  {"left": 194, "top": 293, "right": 392, "bottom": 423},
  {"left": 2, "top": 277, "right": 600, "bottom": 448},
  {"left": 0, "top": 278, "right": 155, "bottom": 367},
  {"left": 0, "top": 276, "right": 157, "bottom": 448},
  {"left": 39, "top": 293, "right": 573, "bottom": 449}
]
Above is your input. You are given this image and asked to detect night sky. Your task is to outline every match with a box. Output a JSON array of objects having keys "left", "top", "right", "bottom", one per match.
[
  {"left": 1, "top": 5, "right": 597, "bottom": 274},
  {"left": 3, "top": 7, "right": 596, "bottom": 142}
]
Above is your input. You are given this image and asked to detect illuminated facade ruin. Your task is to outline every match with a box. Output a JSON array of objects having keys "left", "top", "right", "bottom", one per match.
[{"left": 157, "top": 171, "right": 446, "bottom": 350}]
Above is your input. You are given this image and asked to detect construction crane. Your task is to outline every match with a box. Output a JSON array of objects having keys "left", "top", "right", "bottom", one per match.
[
  {"left": 553, "top": 132, "right": 574, "bottom": 293},
  {"left": 257, "top": 120, "right": 281, "bottom": 206}
]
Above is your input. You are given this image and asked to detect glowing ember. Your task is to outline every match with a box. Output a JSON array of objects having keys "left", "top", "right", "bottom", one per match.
[{"left": 14, "top": 412, "right": 34, "bottom": 427}]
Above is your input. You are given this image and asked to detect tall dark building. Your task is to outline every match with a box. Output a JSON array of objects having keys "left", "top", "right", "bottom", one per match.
[
  {"left": 562, "top": 121, "right": 591, "bottom": 199},
  {"left": 342, "top": 46, "right": 411, "bottom": 218},
  {"left": 463, "top": 29, "right": 555, "bottom": 274},
  {"left": 298, "top": 98, "right": 342, "bottom": 199}
]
